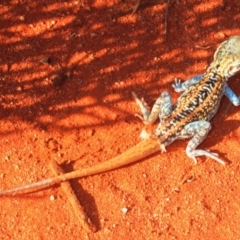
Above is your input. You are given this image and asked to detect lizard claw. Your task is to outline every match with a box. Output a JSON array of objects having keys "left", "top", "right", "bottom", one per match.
[
  {"left": 160, "top": 144, "right": 167, "bottom": 153},
  {"left": 134, "top": 113, "right": 144, "bottom": 121},
  {"left": 132, "top": 91, "right": 148, "bottom": 107},
  {"left": 132, "top": 91, "right": 150, "bottom": 123},
  {"left": 139, "top": 128, "right": 151, "bottom": 140}
]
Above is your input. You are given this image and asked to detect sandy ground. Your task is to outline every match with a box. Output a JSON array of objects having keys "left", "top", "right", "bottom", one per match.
[{"left": 1, "top": 0, "right": 240, "bottom": 239}]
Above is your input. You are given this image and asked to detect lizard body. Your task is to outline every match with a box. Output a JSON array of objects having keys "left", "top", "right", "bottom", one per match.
[{"left": 1, "top": 36, "right": 240, "bottom": 196}]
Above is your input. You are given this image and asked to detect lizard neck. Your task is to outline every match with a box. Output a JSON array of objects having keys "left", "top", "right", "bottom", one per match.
[{"left": 205, "top": 63, "right": 227, "bottom": 80}]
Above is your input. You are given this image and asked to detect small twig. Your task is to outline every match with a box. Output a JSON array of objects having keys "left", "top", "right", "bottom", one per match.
[
  {"left": 66, "top": 64, "right": 78, "bottom": 79},
  {"left": 114, "top": 0, "right": 165, "bottom": 19},
  {"left": 49, "top": 161, "right": 97, "bottom": 233},
  {"left": 221, "top": 0, "right": 227, "bottom": 10},
  {"left": 195, "top": 45, "right": 211, "bottom": 49},
  {"left": 180, "top": 174, "right": 196, "bottom": 185},
  {"left": 165, "top": 0, "right": 170, "bottom": 40},
  {"left": 38, "top": 57, "right": 51, "bottom": 65},
  {"left": 132, "top": 0, "right": 141, "bottom": 14}
]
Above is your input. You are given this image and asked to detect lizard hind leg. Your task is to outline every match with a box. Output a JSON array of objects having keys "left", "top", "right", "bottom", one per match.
[
  {"left": 132, "top": 91, "right": 172, "bottom": 124},
  {"left": 181, "top": 121, "right": 226, "bottom": 165}
]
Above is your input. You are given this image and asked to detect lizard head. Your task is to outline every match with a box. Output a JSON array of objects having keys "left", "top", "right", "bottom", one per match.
[{"left": 211, "top": 35, "right": 240, "bottom": 78}]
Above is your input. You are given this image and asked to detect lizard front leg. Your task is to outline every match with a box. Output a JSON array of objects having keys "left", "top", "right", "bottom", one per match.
[
  {"left": 180, "top": 121, "right": 225, "bottom": 165},
  {"left": 172, "top": 74, "right": 203, "bottom": 92},
  {"left": 224, "top": 85, "right": 240, "bottom": 106},
  {"left": 132, "top": 91, "right": 172, "bottom": 124}
]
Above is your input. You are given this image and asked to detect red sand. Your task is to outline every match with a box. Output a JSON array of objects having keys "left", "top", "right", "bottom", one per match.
[{"left": 1, "top": 1, "right": 240, "bottom": 239}]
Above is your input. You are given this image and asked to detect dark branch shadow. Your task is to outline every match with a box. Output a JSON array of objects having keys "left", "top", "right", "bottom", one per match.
[{"left": 0, "top": 0, "right": 239, "bottom": 135}]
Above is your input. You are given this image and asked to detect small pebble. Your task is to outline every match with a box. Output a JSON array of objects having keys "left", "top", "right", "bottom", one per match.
[
  {"left": 50, "top": 73, "right": 65, "bottom": 86},
  {"left": 121, "top": 207, "right": 128, "bottom": 214},
  {"left": 16, "top": 86, "right": 22, "bottom": 92},
  {"left": 39, "top": 57, "right": 51, "bottom": 65},
  {"left": 0, "top": 173, "right": 5, "bottom": 178},
  {"left": 50, "top": 195, "right": 55, "bottom": 201},
  {"left": 142, "top": 173, "right": 147, "bottom": 178},
  {"left": 87, "top": 129, "right": 95, "bottom": 137}
]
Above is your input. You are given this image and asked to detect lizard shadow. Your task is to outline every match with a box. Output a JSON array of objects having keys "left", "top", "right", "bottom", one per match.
[
  {"left": 164, "top": 118, "right": 240, "bottom": 165},
  {"left": 203, "top": 118, "right": 240, "bottom": 164}
]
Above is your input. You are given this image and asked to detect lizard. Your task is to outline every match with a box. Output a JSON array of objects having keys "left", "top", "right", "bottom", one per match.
[{"left": 1, "top": 35, "right": 240, "bottom": 196}]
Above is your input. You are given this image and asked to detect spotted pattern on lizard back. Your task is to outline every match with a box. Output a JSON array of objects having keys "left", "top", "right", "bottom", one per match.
[
  {"left": 155, "top": 70, "right": 226, "bottom": 145},
  {"left": 134, "top": 35, "right": 240, "bottom": 164}
]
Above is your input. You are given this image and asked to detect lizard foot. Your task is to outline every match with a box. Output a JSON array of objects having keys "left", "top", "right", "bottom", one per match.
[
  {"left": 132, "top": 91, "right": 151, "bottom": 124},
  {"left": 187, "top": 149, "right": 225, "bottom": 165},
  {"left": 172, "top": 78, "right": 184, "bottom": 92}
]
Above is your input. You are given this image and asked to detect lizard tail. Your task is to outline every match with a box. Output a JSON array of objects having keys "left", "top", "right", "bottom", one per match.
[
  {"left": 0, "top": 178, "right": 54, "bottom": 196},
  {"left": 0, "top": 137, "right": 161, "bottom": 196}
]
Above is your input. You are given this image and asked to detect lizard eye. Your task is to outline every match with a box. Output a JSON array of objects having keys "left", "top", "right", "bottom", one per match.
[{"left": 228, "top": 64, "right": 240, "bottom": 77}]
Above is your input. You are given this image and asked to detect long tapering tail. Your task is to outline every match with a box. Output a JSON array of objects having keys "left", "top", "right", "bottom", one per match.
[{"left": 0, "top": 137, "right": 160, "bottom": 196}]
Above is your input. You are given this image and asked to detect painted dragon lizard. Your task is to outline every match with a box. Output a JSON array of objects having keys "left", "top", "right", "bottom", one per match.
[{"left": 1, "top": 35, "right": 240, "bottom": 196}]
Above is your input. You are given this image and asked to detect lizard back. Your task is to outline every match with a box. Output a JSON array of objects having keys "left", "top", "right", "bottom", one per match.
[
  {"left": 156, "top": 70, "right": 226, "bottom": 145},
  {"left": 155, "top": 35, "right": 240, "bottom": 145}
]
